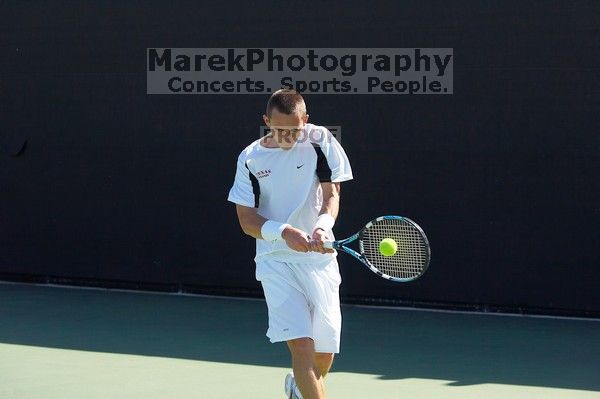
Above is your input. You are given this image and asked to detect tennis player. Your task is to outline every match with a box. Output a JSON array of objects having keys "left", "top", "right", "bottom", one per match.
[{"left": 228, "top": 89, "right": 353, "bottom": 399}]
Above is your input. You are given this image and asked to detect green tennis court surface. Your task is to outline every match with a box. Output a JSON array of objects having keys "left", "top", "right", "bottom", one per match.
[{"left": 1, "top": 283, "right": 599, "bottom": 399}]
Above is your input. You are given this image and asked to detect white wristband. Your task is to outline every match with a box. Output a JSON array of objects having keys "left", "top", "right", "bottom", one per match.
[
  {"left": 261, "top": 220, "right": 290, "bottom": 242},
  {"left": 313, "top": 213, "right": 335, "bottom": 233}
]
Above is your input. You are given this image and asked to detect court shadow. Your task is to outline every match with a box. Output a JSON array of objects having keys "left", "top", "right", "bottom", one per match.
[{"left": 1, "top": 283, "right": 598, "bottom": 392}]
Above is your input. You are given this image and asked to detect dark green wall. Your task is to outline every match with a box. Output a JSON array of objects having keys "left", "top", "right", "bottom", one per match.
[{"left": 1, "top": 1, "right": 598, "bottom": 315}]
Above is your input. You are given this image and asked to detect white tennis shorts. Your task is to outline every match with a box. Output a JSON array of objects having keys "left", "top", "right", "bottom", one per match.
[{"left": 255, "top": 257, "right": 342, "bottom": 354}]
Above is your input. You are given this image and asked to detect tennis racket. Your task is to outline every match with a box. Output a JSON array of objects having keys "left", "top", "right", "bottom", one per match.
[{"left": 324, "top": 215, "right": 430, "bottom": 282}]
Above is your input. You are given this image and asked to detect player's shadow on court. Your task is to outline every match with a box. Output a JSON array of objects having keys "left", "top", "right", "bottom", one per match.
[{"left": 1, "top": 283, "right": 599, "bottom": 392}]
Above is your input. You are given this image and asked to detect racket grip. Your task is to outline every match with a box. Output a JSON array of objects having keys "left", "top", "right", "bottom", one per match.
[{"left": 323, "top": 240, "right": 334, "bottom": 249}]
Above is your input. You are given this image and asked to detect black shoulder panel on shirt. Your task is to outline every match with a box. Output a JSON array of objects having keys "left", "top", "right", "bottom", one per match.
[
  {"left": 311, "top": 143, "right": 332, "bottom": 183},
  {"left": 245, "top": 161, "right": 260, "bottom": 208}
]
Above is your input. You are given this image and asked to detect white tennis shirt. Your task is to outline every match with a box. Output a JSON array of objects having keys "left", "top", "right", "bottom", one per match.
[{"left": 228, "top": 123, "right": 353, "bottom": 263}]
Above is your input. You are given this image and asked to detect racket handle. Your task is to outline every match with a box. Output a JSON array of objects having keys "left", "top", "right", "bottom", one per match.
[{"left": 323, "top": 240, "right": 334, "bottom": 249}]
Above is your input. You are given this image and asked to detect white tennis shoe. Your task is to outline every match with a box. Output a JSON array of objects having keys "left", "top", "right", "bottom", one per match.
[{"left": 284, "top": 372, "right": 304, "bottom": 399}]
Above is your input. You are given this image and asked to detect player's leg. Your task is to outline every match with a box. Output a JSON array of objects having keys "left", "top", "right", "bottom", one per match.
[
  {"left": 287, "top": 337, "right": 324, "bottom": 399},
  {"left": 256, "top": 260, "right": 317, "bottom": 398},
  {"left": 304, "top": 258, "right": 342, "bottom": 381},
  {"left": 314, "top": 352, "right": 334, "bottom": 378},
  {"left": 257, "top": 261, "right": 313, "bottom": 347}
]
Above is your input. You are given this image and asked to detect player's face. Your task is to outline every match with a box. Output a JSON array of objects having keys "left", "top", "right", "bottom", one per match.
[{"left": 263, "top": 109, "right": 309, "bottom": 149}]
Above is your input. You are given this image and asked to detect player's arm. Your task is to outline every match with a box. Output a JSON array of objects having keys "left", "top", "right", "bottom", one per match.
[
  {"left": 320, "top": 182, "right": 341, "bottom": 220},
  {"left": 235, "top": 204, "right": 267, "bottom": 239},
  {"left": 310, "top": 182, "right": 341, "bottom": 253},
  {"left": 235, "top": 204, "right": 312, "bottom": 252}
]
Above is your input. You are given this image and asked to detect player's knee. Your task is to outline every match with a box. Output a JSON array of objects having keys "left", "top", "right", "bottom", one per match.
[
  {"left": 314, "top": 352, "right": 334, "bottom": 376},
  {"left": 314, "top": 352, "right": 334, "bottom": 364},
  {"left": 287, "top": 337, "right": 315, "bottom": 358}
]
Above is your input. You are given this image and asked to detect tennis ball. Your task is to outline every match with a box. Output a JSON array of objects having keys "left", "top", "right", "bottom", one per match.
[{"left": 379, "top": 238, "right": 397, "bottom": 256}]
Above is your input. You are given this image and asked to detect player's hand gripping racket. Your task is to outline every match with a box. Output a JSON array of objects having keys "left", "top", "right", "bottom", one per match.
[{"left": 324, "top": 215, "right": 431, "bottom": 282}]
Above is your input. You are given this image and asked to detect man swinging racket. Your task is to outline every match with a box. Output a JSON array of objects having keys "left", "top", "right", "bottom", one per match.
[{"left": 227, "top": 89, "right": 353, "bottom": 399}]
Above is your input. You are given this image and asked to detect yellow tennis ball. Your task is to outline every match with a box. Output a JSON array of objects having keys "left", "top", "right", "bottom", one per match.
[{"left": 379, "top": 238, "right": 397, "bottom": 256}]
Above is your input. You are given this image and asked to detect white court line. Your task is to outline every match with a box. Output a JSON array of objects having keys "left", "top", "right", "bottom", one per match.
[
  {"left": 1, "top": 280, "right": 599, "bottom": 322},
  {"left": 346, "top": 302, "right": 600, "bottom": 322}
]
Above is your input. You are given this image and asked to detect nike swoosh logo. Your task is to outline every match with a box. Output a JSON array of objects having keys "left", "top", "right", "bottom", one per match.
[{"left": 296, "top": 164, "right": 304, "bottom": 169}]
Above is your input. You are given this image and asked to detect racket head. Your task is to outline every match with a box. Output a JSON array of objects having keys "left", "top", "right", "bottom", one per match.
[{"left": 358, "top": 215, "right": 430, "bottom": 282}]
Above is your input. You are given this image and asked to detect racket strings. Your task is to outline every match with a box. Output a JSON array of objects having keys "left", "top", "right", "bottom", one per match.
[{"left": 360, "top": 218, "right": 428, "bottom": 279}]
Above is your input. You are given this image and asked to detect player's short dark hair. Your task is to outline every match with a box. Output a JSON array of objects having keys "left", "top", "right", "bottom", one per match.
[{"left": 266, "top": 89, "right": 306, "bottom": 117}]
